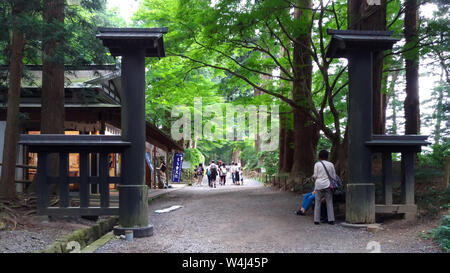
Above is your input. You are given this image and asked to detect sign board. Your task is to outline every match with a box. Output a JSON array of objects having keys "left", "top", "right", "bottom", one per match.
[{"left": 171, "top": 152, "right": 184, "bottom": 182}]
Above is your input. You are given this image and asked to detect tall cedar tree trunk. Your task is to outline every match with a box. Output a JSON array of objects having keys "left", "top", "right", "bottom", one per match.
[
  {"left": 41, "top": 0, "right": 65, "bottom": 194},
  {"left": 404, "top": 0, "right": 420, "bottom": 134},
  {"left": 433, "top": 71, "right": 444, "bottom": 144},
  {"left": 330, "top": 127, "right": 348, "bottom": 182},
  {"left": 0, "top": 3, "right": 26, "bottom": 200},
  {"left": 231, "top": 148, "right": 240, "bottom": 165},
  {"left": 255, "top": 53, "right": 271, "bottom": 171},
  {"left": 278, "top": 115, "right": 286, "bottom": 173},
  {"left": 289, "top": 0, "right": 319, "bottom": 184},
  {"left": 387, "top": 70, "right": 400, "bottom": 134},
  {"left": 278, "top": 110, "right": 295, "bottom": 175},
  {"left": 278, "top": 47, "right": 294, "bottom": 175},
  {"left": 254, "top": 88, "right": 263, "bottom": 171},
  {"left": 348, "top": 0, "right": 387, "bottom": 134},
  {"left": 282, "top": 119, "right": 294, "bottom": 173},
  {"left": 279, "top": 107, "right": 294, "bottom": 174}
]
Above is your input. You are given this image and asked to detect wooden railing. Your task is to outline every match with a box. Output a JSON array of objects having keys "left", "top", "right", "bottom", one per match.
[{"left": 19, "top": 134, "right": 130, "bottom": 216}]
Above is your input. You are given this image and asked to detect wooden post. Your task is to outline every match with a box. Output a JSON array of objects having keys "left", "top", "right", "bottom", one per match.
[
  {"left": 345, "top": 49, "right": 375, "bottom": 224},
  {"left": 401, "top": 152, "right": 415, "bottom": 205},
  {"left": 382, "top": 152, "right": 393, "bottom": 205},
  {"left": 347, "top": 50, "right": 373, "bottom": 185},
  {"left": 36, "top": 152, "right": 49, "bottom": 214},
  {"left": 59, "top": 152, "right": 69, "bottom": 207},
  {"left": 325, "top": 30, "right": 400, "bottom": 224},
  {"left": 169, "top": 151, "right": 173, "bottom": 185},
  {"left": 346, "top": 184, "right": 375, "bottom": 224},
  {"left": 152, "top": 146, "right": 157, "bottom": 189},
  {"left": 99, "top": 152, "right": 110, "bottom": 208},
  {"left": 79, "top": 152, "right": 89, "bottom": 208},
  {"left": 401, "top": 151, "right": 416, "bottom": 221}
]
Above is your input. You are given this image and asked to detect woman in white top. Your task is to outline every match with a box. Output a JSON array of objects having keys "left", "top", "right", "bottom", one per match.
[{"left": 312, "top": 150, "right": 335, "bottom": 225}]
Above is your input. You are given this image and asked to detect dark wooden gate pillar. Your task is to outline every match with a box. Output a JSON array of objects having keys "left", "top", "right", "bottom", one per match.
[
  {"left": 326, "top": 30, "right": 399, "bottom": 224},
  {"left": 97, "top": 27, "right": 168, "bottom": 237},
  {"left": 347, "top": 49, "right": 373, "bottom": 185},
  {"left": 401, "top": 151, "right": 415, "bottom": 205},
  {"left": 381, "top": 152, "right": 393, "bottom": 205},
  {"left": 346, "top": 49, "right": 375, "bottom": 224},
  {"left": 117, "top": 47, "right": 149, "bottom": 234}
]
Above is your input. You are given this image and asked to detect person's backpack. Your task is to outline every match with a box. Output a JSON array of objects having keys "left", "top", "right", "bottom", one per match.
[
  {"left": 319, "top": 161, "right": 343, "bottom": 193},
  {"left": 196, "top": 167, "right": 202, "bottom": 175},
  {"left": 210, "top": 165, "right": 217, "bottom": 176}
]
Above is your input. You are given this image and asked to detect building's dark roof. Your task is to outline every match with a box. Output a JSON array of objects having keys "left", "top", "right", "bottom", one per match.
[
  {"left": 0, "top": 65, "right": 121, "bottom": 105},
  {"left": 325, "top": 29, "right": 399, "bottom": 59},
  {"left": 0, "top": 103, "right": 121, "bottom": 109},
  {"left": 0, "top": 64, "right": 118, "bottom": 71},
  {"left": 146, "top": 121, "right": 184, "bottom": 152},
  {"left": 85, "top": 71, "right": 122, "bottom": 103},
  {"left": 19, "top": 134, "right": 130, "bottom": 147},
  {"left": 96, "top": 27, "right": 168, "bottom": 57},
  {"left": 0, "top": 61, "right": 182, "bottom": 152},
  {"left": 97, "top": 27, "right": 168, "bottom": 34},
  {"left": 105, "top": 113, "right": 184, "bottom": 152}
]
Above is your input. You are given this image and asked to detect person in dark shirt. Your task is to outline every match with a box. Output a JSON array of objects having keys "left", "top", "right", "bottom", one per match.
[
  {"left": 195, "top": 163, "right": 204, "bottom": 186},
  {"left": 158, "top": 162, "right": 168, "bottom": 188},
  {"left": 209, "top": 160, "right": 218, "bottom": 188}
]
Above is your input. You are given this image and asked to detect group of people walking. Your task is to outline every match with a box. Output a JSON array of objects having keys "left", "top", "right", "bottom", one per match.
[
  {"left": 192, "top": 150, "right": 339, "bottom": 225},
  {"left": 193, "top": 160, "right": 243, "bottom": 188}
]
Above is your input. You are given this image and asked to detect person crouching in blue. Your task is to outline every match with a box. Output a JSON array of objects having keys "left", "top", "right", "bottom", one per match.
[
  {"left": 296, "top": 191, "right": 315, "bottom": 215},
  {"left": 296, "top": 149, "right": 335, "bottom": 225}
]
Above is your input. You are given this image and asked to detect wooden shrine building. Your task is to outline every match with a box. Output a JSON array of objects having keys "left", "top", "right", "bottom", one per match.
[{"left": 0, "top": 65, "right": 183, "bottom": 193}]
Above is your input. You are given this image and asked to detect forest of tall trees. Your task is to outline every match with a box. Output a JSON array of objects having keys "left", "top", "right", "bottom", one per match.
[{"left": 136, "top": 0, "right": 448, "bottom": 188}]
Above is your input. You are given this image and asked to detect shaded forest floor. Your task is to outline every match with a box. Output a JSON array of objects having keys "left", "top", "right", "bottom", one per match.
[{"left": 0, "top": 213, "right": 94, "bottom": 253}]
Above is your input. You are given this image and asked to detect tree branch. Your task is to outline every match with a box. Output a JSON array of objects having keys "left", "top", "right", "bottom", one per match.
[{"left": 171, "top": 51, "right": 298, "bottom": 109}]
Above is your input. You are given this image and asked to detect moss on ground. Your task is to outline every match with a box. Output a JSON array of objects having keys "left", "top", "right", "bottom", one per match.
[{"left": 40, "top": 216, "right": 118, "bottom": 253}]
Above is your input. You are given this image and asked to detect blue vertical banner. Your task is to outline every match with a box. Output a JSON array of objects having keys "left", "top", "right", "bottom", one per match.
[{"left": 172, "top": 152, "right": 184, "bottom": 182}]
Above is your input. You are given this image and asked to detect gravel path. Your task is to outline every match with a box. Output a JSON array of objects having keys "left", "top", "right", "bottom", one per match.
[
  {"left": 0, "top": 216, "right": 94, "bottom": 253},
  {"left": 97, "top": 177, "right": 441, "bottom": 253}
]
